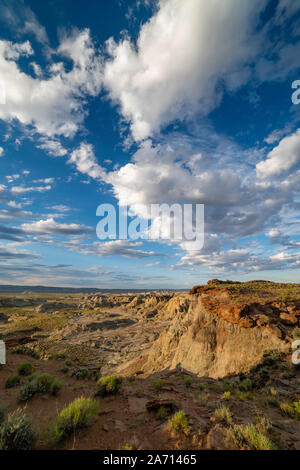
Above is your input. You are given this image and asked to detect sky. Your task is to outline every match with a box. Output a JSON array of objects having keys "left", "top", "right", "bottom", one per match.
[{"left": 0, "top": 0, "right": 299, "bottom": 289}]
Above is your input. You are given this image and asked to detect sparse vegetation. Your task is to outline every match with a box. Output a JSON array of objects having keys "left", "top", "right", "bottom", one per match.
[
  {"left": 239, "top": 378, "right": 252, "bottom": 392},
  {"left": 280, "top": 401, "right": 300, "bottom": 420},
  {"left": 49, "top": 397, "right": 99, "bottom": 443},
  {"left": 227, "top": 423, "right": 277, "bottom": 450},
  {"left": 0, "top": 408, "right": 36, "bottom": 450},
  {"left": 5, "top": 373, "right": 20, "bottom": 389},
  {"left": 168, "top": 410, "right": 190, "bottom": 436},
  {"left": 222, "top": 391, "right": 231, "bottom": 400},
  {"left": 183, "top": 377, "right": 193, "bottom": 388},
  {"left": 18, "top": 362, "right": 34, "bottom": 376},
  {"left": 214, "top": 405, "right": 232, "bottom": 425},
  {"left": 71, "top": 367, "right": 90, "bottom": 380},
  {"left": 96, "top": 375, "right": 123, "bottom": 397},
  {"left": 156, "top": 406, "right": 167, "bottom": 420},
  {"left": 292, "top": 327, "right": 300, "bottom": 340},
  {"left": 152, "top": 378, "right": 166, "bottom": 391},
  {"left": 19, "top": 374, "right": 64, "bottom": 401}
]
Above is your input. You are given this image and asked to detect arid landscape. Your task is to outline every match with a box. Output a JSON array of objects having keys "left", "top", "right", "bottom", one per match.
[{"left": 0, "top": 280, "right": 300, "bottom": 450}]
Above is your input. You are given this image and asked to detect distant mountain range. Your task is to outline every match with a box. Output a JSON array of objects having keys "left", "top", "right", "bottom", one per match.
[{"left": 0, "top": 285, "right": 181, "bottom": 293}]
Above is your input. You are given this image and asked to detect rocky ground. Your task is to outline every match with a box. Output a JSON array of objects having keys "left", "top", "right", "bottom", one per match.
[{"left": 0, "top": 280, "right": 299, "bottom": 450}]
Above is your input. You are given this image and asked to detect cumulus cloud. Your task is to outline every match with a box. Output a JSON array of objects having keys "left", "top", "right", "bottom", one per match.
[
  {"left": 104, "top": 0, "right": 268, "bottom": 141},
  {"left": 0, "top": 147, "right": 4, "bottom": 156},
  {"left": 69, "top": 143, "right": 105, "bottom": 179},
  {"left": 21, "top": 218, "right": 92, "bottom": 236},
  {"left": 37, "top": 138, "right": 67, "bottom": 157},
  {"left": 257, "top": 129, "right": 300, "bottom": 178},
  {"left": 0, "top": 28, "right": 102, "bottom": 139}
]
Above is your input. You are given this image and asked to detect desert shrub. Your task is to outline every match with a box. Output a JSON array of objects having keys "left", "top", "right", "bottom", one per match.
[
  {"left": 214, "top": 405, "right": 232, "bottom": 425},
  {"left": 52, "top": 352, "right": 66, "bottom": 360},
  {"left": 223, "top": 379, "right": 237, "bottom": 392},
  {"left": 127, "top": 374, "right": 136, "bottom": 384},
  {"left": 50, "top": 397, "right": 99, "bottom": 443},
  {"left": 292, "top": 327, "right": 300, "bottom": 340},
  {"left": 19, "top": 374, "right": 63, "bottom": 402},
  {"left": 0, "top": 406, "right": 6, "bottom": 425},
  {"left": 156, "top": 406, "right": 167, "bottom": 420},
  {"left": 121, "top": 444, "right": 133, "bottom": 450},
  {"left": 60, "top": 367, "right": 69, "bottom": 374},
  {"left": 11, "top": 346, "right": 40, "bottom": 359},
  {"left": 168, "top": 410, "right": 190, "bottom": 436},
  {"left": 239, "top": 378, "right": 252, "bottom": 392},
  {"left": 71, "top": 367, "right": 90, "bottom": 380},
  {"left": 264, "top": 396, "right": 279, "bottom": 408},
  {"left": 65, "top": 360, "right": 72, "bottom": 367},
  {"left": 152, "top": 379, "right": 166, "bottom": 391},
  {"left": 18, "top": 362, "right": 34, "bottom": 376},
  {"left": 183, "top": 377, "right": 193, "bottom": 388},
  {"left": 0, "top": 408, "right": 36, "bottom": 450},
  {"left": 5, "top": 373, "right": 20, "bottom": 389},
  {"left": 253, "top": 415, "right": 272, "bottom": 435},
  {"left": 262, "top": 349, "right": 282, "bottom": 366},
  {"left": 227, "top": 423, "right": 277, "bottom": 450},
  {"left": 280, "top": 401, "right": 300, "bottom": 420},
  {"left": 269, "top": 387, "right": 277, "bottom": 397},
  {"left": 19, "top": 381, "right": 37, "bottom": 402},
  {"left": 236, "top": 391, "right": 245, "bottom": 401},
  {"left": 222, "top": 391, "right": 231, "bottom": 400},
  {"left": 96, "top": 375, "right": 123, "bottom": 397}
]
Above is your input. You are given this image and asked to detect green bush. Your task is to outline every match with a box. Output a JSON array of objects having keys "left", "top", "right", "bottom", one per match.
[
  {"left": 227, "top": 423, "right": 277, "bottom": 450},
  {"left": 183, "top": 377, "right": 193, "bottom": 388},
  {"left": 152, "top": 379, "right": 166, "bottom": 391},
  {"left": 168, "top": 410, "right": 190, "bottom": 436},
  {"left": 0, "top": 408, "right": 36, "bottom": 450},
  {"left": 50, "top": 397, "right": 99, "bottom": 443},
  {"left": 17, "top": 362, "right": 34, "bottom": 376},
  {"left": 280, "top": 401, "right": 300, "bottom": 420},
  {"left": 96, "top": 375, "right": 123, "bottom": 397},
  {"left": 19, "top": 374, "right": 64, "bottom": 402},
  {"left": 71, "top": 367, "right": 90, "bottom": 380},
  {"left": 214, "top": 405, "right": 232, "bottom": 425},
  {"left": 5, "top": 373, "right": 20, "bottom": 389},
  {"left": 222, "top": 391, "right": 231, "bottom": 400},
  {"left": 156, "top": 406, "right": 167, "bottom": 420},
  {"left": 11, "top": 346, "right": 40, "bottom": 359},
  {"left": 239, "top": 378, "right": 252, "bottom": 392},
  {"left": 65, "top": 360, "right": 73, "bottom": 367}
]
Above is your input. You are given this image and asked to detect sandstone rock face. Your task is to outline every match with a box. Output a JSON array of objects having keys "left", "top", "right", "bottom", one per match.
[{"left": 143, "top": 295, "right": 290, "bottom": 378}]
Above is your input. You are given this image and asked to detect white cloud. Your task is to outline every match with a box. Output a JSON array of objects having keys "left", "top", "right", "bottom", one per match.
[
  {"left": 0, "top": 29, "right": 103, "bottom": 139},
  {"left": 37, "top": 138, "right": 67, "bottom": 157},
  {"left": 21, "top": 218, "right": 92, "bottom": 236},
  {"left": 104, "top": 0, "right": 268, "bottom": 141},
  {"left": 10, "top": 185, "right": 52, "bottom": 194},
  {"left": 0, "top": 147, "right": 4, "bottom": 156},
  {"left": 69, "top": 143, "right": 105, "bottom": 179},
  {"left": 257, "top": 128, "right": 300, "bottom": 178}
]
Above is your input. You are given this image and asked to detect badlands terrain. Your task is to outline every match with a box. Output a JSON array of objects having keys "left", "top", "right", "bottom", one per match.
[{"left": 0, "top": 280, "right": 300, "bottom": 450}]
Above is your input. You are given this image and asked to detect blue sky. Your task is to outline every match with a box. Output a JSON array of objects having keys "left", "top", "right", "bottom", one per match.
[{"left": 0, "top": 0, "right": 299, "bottom": 288}]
